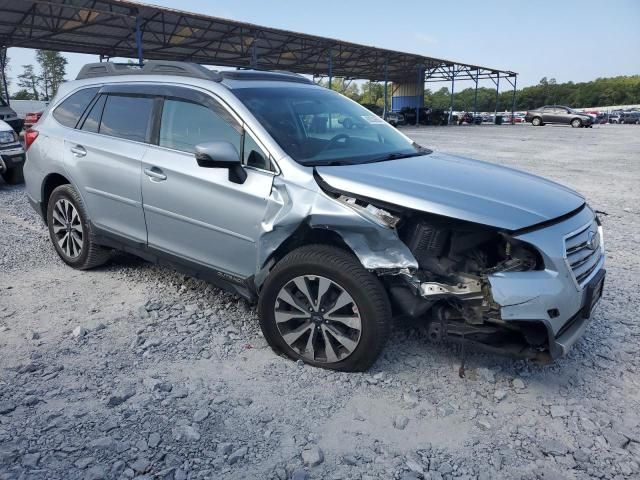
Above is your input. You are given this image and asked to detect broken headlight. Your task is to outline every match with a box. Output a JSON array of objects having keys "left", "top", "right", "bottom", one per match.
[{"left": 336, "top": 195, "right": 400, "bottom": 229}]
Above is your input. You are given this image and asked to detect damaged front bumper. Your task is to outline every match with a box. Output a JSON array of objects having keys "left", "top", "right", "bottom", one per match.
[{"left": 487, "top": 205, "right": 605, "bottom": 359}]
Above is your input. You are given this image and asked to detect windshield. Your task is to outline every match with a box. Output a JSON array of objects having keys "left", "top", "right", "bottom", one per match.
[{"left": 233, "top": 86, "right": 429, "bottom": 166}]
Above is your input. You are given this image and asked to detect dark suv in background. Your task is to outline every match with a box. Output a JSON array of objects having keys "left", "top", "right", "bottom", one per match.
[
  {"left": 525, "top": 106, "right": 594, "bottom": 128},
  {"left": 621, "top": 112, "right": 640, "bottom": 124}
]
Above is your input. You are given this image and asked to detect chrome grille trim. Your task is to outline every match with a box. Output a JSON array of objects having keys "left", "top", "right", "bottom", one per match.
[{"left": 563, "top": 219, "right": 604, "bottom": 289}]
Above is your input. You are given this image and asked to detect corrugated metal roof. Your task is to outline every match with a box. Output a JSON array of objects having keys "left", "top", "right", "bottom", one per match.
[{"left": 0, "top": 0, "right": 516, "bottom": 82}]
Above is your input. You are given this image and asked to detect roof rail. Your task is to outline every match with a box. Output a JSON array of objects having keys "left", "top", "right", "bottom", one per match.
[
  {"left": 76, "top": 61, "right": 223, "bottom": 82},
  {"left": 220, "top": 69, "right": 313, "bottom": 84}
]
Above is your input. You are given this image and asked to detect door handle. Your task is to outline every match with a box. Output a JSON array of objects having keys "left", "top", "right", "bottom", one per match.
[
  {"left": 144, "top": 167, "right": 167, "bottom": 181},
  {"left": 70, "top": 145, "right": 86, "bottom": 157}
]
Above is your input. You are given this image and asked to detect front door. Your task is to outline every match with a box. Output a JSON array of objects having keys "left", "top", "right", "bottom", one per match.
[{"left": 141, "top": 93, "right": 274, "bottom": 278}]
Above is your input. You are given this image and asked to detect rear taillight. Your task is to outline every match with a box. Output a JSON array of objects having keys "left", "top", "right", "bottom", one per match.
[{"left": 25, "top": 128, "right": 39, "bottom": 151}]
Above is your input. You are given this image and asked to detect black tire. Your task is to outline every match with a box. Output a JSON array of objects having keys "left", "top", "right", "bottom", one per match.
[
  {"left": 46, "top": 184, "right": 111, "bottom": 270},
  {"left": 258, "top": 245, "right": 392, "bottom": 372},
  {"left": 571, "top": 118, "right": 582, "bottom": 128},
  {"left": 1, "top": 165, "right": 24, "bottom": 185},
  {"left": 531, "top": 117, "right": 542, "bottom": 126}
]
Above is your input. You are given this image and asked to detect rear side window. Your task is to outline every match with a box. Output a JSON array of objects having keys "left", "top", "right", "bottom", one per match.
[
  {"left": 52, "top": 87, "right": 99, "bottom": 128},
  {"left": 159, "top": 99, "right": 241, "bottom": 154},
  {"left": 100, "top": 95, "right": 154, "bottom": 143},
  {"left": 80, "top": 95, "right": 107, "bottom": 133}
]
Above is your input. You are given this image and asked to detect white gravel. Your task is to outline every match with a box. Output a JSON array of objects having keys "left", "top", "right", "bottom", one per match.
[{"left": 1, "top": 123, "right": 639, "bottom": 480}]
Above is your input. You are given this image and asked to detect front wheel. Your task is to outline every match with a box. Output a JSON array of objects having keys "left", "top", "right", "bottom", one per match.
[
  {"left": 46, "top": 185, "right": 111, "bottom": 270},
  {"left": 531, "top": 117, "right": 542, "bottom": 126},
  {"left": 258, "top": 245, "right": 392, "bottom": 371},
  {"left": 571, "top": 118, "right": 582, "bottom": 128}
]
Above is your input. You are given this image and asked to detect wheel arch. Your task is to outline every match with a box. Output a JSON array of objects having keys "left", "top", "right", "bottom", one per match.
[
  {"left": 256, "top": 223, "right": 356, "bottom": 291},
  {"left": 41, "top": 173, "right": 73, "bottom": 225}
]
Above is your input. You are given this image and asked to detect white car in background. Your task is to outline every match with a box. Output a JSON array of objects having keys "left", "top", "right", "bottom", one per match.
[{"left": 0, "top": 119, "right": 25, "bottom": 184}]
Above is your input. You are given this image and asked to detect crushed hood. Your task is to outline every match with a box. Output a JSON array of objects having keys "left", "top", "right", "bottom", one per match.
[{"left": 316, "top": 152, "right": 585, "bottom": 231}]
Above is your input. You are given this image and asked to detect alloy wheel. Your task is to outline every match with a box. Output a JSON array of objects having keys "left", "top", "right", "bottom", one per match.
[
  {"left": 51, "top": 199, "right": 84, "bottom": 259},
  {"left": 274, "top": 275, "right": 362, "bottom": 364}
]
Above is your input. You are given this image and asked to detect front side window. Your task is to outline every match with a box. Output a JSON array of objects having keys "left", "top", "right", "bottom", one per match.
[
  {"left": 234, "top": 86, "right": 427, "bottom": 166},
  {"left": 100, "top": 94, "right": 153, "bottom": 143},
  {"left": 159, "top": 99, "right": 241, "bottom": 154},
  {"left": 243, "top": 134, "right": 271, "bottom": 170},
  {"left": 52, "top": 87, "right": 99, "bottom": 128}
]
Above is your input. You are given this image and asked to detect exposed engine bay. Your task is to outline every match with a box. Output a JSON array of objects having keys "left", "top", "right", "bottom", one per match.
[{"left": 333, "top": 193, "right": 551, "bottom": 360}]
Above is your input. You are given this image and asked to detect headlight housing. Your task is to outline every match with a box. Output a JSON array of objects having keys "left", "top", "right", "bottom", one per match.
[
  {"left": 336, "top": 195, "right": 400, "bottom": 228},
  {"left": 0, "top": 130, "right": 15, "bottom": 144}
]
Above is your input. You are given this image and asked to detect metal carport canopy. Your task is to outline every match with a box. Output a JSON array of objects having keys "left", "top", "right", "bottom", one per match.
[{"left": 0, "top": 0, "right": 515, "bottom": 83}]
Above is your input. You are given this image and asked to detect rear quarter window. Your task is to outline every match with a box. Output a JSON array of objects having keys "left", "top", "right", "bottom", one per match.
[
  {"left": 52, "top": 87, "right": 100, "bottom": 128},
  {"left": 99, "top": 94, "right": 154, "bottom": 143}
]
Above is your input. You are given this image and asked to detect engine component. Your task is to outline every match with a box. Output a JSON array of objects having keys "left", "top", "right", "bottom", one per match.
[
  {"left": 402, "top": 220, "right": 449, "bottom": 267},
  {"left": 419, "top": 278, "right": 482, "bottom": 301}
]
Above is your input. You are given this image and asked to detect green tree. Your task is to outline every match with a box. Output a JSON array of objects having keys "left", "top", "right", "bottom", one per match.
[
  {"left": 11, "top": 89, "right": 37, "bottom": 100},
  {"left": 317, "top": 77, "right": 361, "bottom": 101},
  {"left": 17, "top": 65, "right": 40, "bottom": 101},
  {"left": 36, "top": 50, "right": 67, "bottom": 100}
]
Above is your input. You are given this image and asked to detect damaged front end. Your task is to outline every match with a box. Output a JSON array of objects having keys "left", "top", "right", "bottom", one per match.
[
  {"left": 255, "top": 167, "right": 601, "bottom": 363},
  {"left": 308, "top": 179, "right": 560, "bottom": 362},
  {"left": 379, "top": 209, "right": 553, "bottom": 362}
]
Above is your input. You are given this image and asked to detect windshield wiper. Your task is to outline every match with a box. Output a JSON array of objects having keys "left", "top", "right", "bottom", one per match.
[{"left": 363, "top": 151, "right": 429, "bottom": 164}]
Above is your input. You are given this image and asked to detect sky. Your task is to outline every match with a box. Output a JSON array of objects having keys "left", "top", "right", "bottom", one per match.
[{"left": 4, "top": 0, "right": 640, "bottom": 94}]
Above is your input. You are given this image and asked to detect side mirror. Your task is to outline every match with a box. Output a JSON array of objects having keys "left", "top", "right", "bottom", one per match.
[{"left": 194, "top": 142, "right": 247, "bottom": 184}]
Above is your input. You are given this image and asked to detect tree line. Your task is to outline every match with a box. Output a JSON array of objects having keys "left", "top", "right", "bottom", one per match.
[
  {"left": 2, "top": 49, "right": 638, "bottom": 112},
  {"left": 1, "top": 50, "right": 67, "bottom": 101},
  {"left": 319, "top": 75, "right": 640, "bottom": 112}
]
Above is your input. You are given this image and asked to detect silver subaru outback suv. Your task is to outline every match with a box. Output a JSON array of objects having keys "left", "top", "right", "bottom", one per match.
[{"left": 24, "top": 61, "right": 605, "bottom": 371}]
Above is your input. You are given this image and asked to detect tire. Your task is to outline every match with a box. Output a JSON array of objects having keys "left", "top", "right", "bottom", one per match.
[
  {"left": 571, "top": 118, "right": 582, "bottom": 128},
  {"left": 531, "top": 117, "right": 542, "bottom": 126},
  {"left": 1, "top": 165, "right": 24, "bottom": 185},
  {"left": 46, "top": 184, "right": 111, "bottom": 270},
  {"left": 258, "top": 245, "right": 392, "bottom": 372}
]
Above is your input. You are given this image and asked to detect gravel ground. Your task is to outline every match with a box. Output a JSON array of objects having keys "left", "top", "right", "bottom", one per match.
[{"left": 1, "top": 124, "right": 639, "bottom": 480}]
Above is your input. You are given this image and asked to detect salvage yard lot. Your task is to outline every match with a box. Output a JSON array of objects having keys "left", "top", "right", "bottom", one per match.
[{"left": 1, "top": 124, "right": 639, "bottom": 480}]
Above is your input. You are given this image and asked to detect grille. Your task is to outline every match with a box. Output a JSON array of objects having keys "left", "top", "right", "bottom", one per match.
[{"left": 564, "top": 220, "right": 603, "bottom": 288}]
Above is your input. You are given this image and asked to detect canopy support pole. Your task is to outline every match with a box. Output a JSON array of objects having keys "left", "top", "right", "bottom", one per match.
[
  {"left": 511, "top": 75, "right": 517, "bottom": 124},
  {"left": 328, "top": 49, "right": 333, "bottom": 90},
  {"left": 135, "top": 15, "right": 143, "bottom": 66},
  {"left": 494, "top": 73, "right": 500, "bottom": 124},
  {"left": 449, "top": 66, "right": 455, "bottom": 125},
  {"left": 383, "top": 61, "right": 388, "bottom": 119},
  {"left": 473, "top": 69, "right": 479, "bottom": 121},
  {"left": 416, "top": 64, "right": 422, "bottom": 126}
]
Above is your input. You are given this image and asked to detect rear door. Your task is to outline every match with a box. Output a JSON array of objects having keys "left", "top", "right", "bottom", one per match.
[
  {"left": 141, "top": 87, "right": 274, "bottom": 278},
  {"left": 64, "top": 87, "right": 153, "bottom": 242},
  {"left": 541, "top": 107, "right": 556, "bottom": 123}
]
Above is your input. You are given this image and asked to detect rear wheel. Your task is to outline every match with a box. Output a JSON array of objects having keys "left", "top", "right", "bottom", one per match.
[
  {"left": 571, "top": 118, "right": 582, "bottom": 128},
  {"left": 531, "top": 117, "right": 542, "bottom": 126},
  {"left": 258, "top": 245, "right": 391, "bottom": 371},
  {"left": 1, "top": 165, "right": 24, "bottom": 185},
  {"left": 46, "top": 184, "right": 111, "bottom": 269}
]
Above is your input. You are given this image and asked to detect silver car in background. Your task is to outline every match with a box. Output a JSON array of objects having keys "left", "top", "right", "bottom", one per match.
[{"left": 24, "top": 61, "right": 605, "bottom": 371}]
